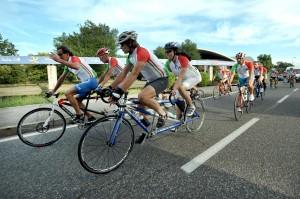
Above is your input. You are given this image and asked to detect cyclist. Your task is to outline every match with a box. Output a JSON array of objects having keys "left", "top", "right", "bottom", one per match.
[
  {"left": 214, "top": 66, "right": 230, "bottom": 94},
  {"left": 49, "top": 45, "right": 98, "bottom": 122},
  {"left": 96, "top": 47, "right": 124, "bottom": 88},
  {"left": 288, "top": 69, "right": 296, "bottom": 86},
  {"left": 229, "top": 52, "right": 255, "bottom": 112},
  {"left": 163, "top": 41, "right": 201, "bottom": 118},
  {"left": 109, "top": 31, "right": 168, "bottom": 142},
  {"left": 270, "top": 68, "right": 279, "bottom": 88},
  {"left": 253, "top": 61, "right": 265, "bottom": 95},
  {"left": 262, "top": 65, "right": 267, "bottom": 91}
]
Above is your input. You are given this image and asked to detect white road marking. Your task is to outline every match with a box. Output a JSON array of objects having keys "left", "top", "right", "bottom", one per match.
[
  {"left": 277, "top": 95, "right": 289, "bottom": 104},
  {"left": 294, "top": 88, "right": 298, "bottom": 92},
  {"left": 0, "top": 124, "right": 77, "bottom": 143},
  {"left": 181, "top": 118, "right": 260, "bottom": 174}
]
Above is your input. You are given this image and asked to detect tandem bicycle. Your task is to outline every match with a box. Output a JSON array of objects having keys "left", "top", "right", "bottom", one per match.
[{"left": 77, "top": 87, "right": 205, "bottom": 174}]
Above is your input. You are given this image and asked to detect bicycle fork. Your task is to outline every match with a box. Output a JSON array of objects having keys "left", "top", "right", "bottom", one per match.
[
  {"left": 108, "top": 112, "right": 125, "bottom": 146},
  {"left": 43, "top": 104, "right": 56, "bottom": 128}
]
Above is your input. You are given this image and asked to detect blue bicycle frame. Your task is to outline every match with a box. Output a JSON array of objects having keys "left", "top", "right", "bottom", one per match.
[{"left": 108, "top": 97, "right": 201, "bottom": 145}]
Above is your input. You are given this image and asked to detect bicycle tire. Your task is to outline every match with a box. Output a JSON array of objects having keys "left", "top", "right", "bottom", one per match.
[
  {"left": 186, "top": 98, "right": 205, "bottom": 133},
  {"left": 234, "top": 94, "right": 243, "bottom": 121},
  {"left": 17, "top": 108, "right": 66, "bottom": 147},
  {"left": 78, "top": 115, "right": 134, "bottom": 174}
]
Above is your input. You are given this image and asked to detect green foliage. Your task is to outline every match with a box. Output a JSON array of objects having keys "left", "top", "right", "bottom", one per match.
[
  {"left": 26, "top": 65, "right": 48, "bottom": 83},
  {"left": 153, "top": 47, "right": 167, "bottom": 59},
  {"left": 181, "top": 39, "right": 201, "bottom": 60},
  {"left": 0, "top": 65, "right": 26, "bottom": 83},
  {"left": 53, "top": 20, "right": 118, "bottom": 56},
  {"left": 257, "top": 54, "right": 273, "bottom": 70},
  {"left": 199, "top": 72, "right": 210, "bottom": 86},
  {"left": 0, "top": 34, "right": 18, "bottom": 56},
  {"left": 0, "top": 95, "right": 48, "bottom": 108},
  {"left": 274, "top": 61, "right": 293, "bottom": 73}
]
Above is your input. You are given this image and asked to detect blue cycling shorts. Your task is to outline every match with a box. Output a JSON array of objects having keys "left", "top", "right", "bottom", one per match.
[
  {"left": 239, "top": 77, "right": 249, "bottom": 87},
  {"left": 75, "top": 77, "right": 98, "bottom": 98}
]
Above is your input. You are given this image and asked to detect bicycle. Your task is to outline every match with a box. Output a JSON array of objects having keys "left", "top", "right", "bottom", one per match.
[
  {"left": 233, "top": 84, "right": 253, "bottom": 121},
  {"left": 17, "top": 90, "right": 107, "bottom": 147},
  {"left": 213, "top": 81, "right": 230, "bottom": 100},
  {"left": 254, "top": 78, "right": 264, "bottom": 100},
  {"left": 78, "top": 87, "right": 205, "bottom": 174}
]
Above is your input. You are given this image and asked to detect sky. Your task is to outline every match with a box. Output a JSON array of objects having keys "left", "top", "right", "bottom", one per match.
[{"left": 1, "top": 0, "right": 299, "bottom": 65}]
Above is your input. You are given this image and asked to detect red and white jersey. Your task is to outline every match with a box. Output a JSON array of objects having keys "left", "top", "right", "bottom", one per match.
[
  {"left": 108, "top": 57, "right": 124, "bottom": 76},
  {"left": 126, "top": 46, "right": 166, "bottom": 82},
  {"left": 167, "top": 55, "right": 201, "bottom": 80},
  {"left": 254, "top": 66, "right": 264, "bottom": 76},
  {"left": 64, "top": 56, "right": 97, "bottom": 82}
]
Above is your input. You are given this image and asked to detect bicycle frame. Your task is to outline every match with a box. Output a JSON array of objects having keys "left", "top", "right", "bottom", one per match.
[
  {"left": 47, "top": 92, "right": 105, "bottom": 125},
  {"left": 108, "top": 96, "right": 201, "bottom": 145}
]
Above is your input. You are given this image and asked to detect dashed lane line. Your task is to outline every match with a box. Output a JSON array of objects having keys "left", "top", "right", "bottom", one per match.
[{"left": 181, "top": 118, "right": 260, "bottom": 174}]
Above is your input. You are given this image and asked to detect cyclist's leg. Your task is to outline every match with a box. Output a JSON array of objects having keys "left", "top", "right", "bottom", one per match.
[
  {"left": 65, "top": 86, "right": 81, "bottom": 116},
  {"left": 73, "top": 78, "right": 98, "bottom": 120},
  {"left": 238, "top": 78, "right": 248, "bottom": 110},
  {"left": 138, "top": 77, "right": 168, "bottom": 128},
  {"left": 181, "top": 75, "right": 201, "bottom": 116},
  {"left": 248, "top": 76, "right": 255, "bottom": 101}
]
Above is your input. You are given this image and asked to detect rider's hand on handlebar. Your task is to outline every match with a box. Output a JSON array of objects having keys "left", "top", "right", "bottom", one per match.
[
  {"left": 111, "top": 87, "right": 125, "bottom": 102},
  {"left": 95, "top": 85, "right": 102, "bottom": 94},
  {"left": 45, "top": 91, "right": 54, "bottom": 98}
]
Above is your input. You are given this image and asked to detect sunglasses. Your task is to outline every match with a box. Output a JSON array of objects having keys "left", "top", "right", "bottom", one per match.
[
  {"left": 165, "top": 50, "right": 172, "bottom": 53},
  {"left": 57, "top": 53, "right": 64, "bottom": 56}
]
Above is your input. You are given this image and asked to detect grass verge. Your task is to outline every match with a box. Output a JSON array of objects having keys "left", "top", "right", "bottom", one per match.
[
  {"left": 0, "top": 95, "right": 48, "bottom": 108},
  {"left": 0, "top": 87, "right": 142, "bottom": 108}
]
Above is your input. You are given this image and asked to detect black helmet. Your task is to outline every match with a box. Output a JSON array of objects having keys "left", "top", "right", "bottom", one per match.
[{"left": 164, "top": 42, "right": 180, "bottom": 50}]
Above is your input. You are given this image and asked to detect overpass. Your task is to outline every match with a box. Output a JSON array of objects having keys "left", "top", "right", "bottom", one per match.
[{"left": 0, "top": 50, "right": 236, "bottom": 89}]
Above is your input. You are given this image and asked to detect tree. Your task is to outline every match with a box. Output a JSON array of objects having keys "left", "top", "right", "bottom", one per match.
[
  {"left": 274, "top": 61, "right": 293, "bottom": 73},
  {"left": 257, "top": 54, "right": 273, "bottom": 70},
  {"left": 53, "top": 20, "right": 118, "bottom": 57},
  {"left": 0, "top": 34, "right": 18, "bottom": 56},
  {"left": 181, "top": 39, "right": 201, "bottom": 60},
  {"left": 153, "top": 47, "right": 166, "bottom": 59}
]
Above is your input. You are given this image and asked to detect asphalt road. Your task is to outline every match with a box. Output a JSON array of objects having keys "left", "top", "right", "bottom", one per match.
[{"left": 0, "top": 82, "right": 299, "bottom": 198}]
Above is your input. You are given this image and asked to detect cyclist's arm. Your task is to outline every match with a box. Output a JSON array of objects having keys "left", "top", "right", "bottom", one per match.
[
  {"left": 50, "top": 54, "right": 80, "bottom": 70},
  {"left": 99, "top": 67, "right": 113, "bottom": 87},
  {"left": 110, "top": 64, "right": 131, "bottom": 89},
  {"left": 229, "top": 64, "right": 237, "bottom": 84},
  {"left": 52, "top": 71, "right": 68, "bottom": 93},
  {"left": 173, "top": 67, "right": 188, "bottom": 91},
  {"left": 118, "top": 61, "right": 145, "bottom": 91}
]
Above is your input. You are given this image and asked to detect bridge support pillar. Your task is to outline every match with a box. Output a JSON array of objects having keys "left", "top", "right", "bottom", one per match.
[
  {"left": 209, "top": 65, "right": 214, "bottom": 81},
  {"left": 47, "top": 65, "right": 57, "bottom": 90}
]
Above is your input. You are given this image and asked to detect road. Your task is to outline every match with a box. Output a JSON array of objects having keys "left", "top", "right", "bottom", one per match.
[{"left": 0, "top": 82, "right": 299, "bottom": 198}]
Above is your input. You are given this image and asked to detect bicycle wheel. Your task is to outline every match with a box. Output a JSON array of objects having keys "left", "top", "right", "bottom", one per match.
[
  {"left": 245, "top": 99, "right": 253, "bottom": 113},
  {"left": 78, "top": 115, "right": 134, "bottom": 174},
  {"left": 234, "top": 94, "right": 243, "bottom": 121},
  {"left": 186, "top": 98, "right": 205, "bottom": 133},
  {"left": 213, "top": 86, "right": 220, "bottom": 100},
  {"left": 17, "top": 108, "right": 66, "bottom": 147}
]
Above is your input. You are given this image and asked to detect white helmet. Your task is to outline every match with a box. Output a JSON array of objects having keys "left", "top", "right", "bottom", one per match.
[{"left": 117, "top": 31, "right": 138, "bottom": 44}]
